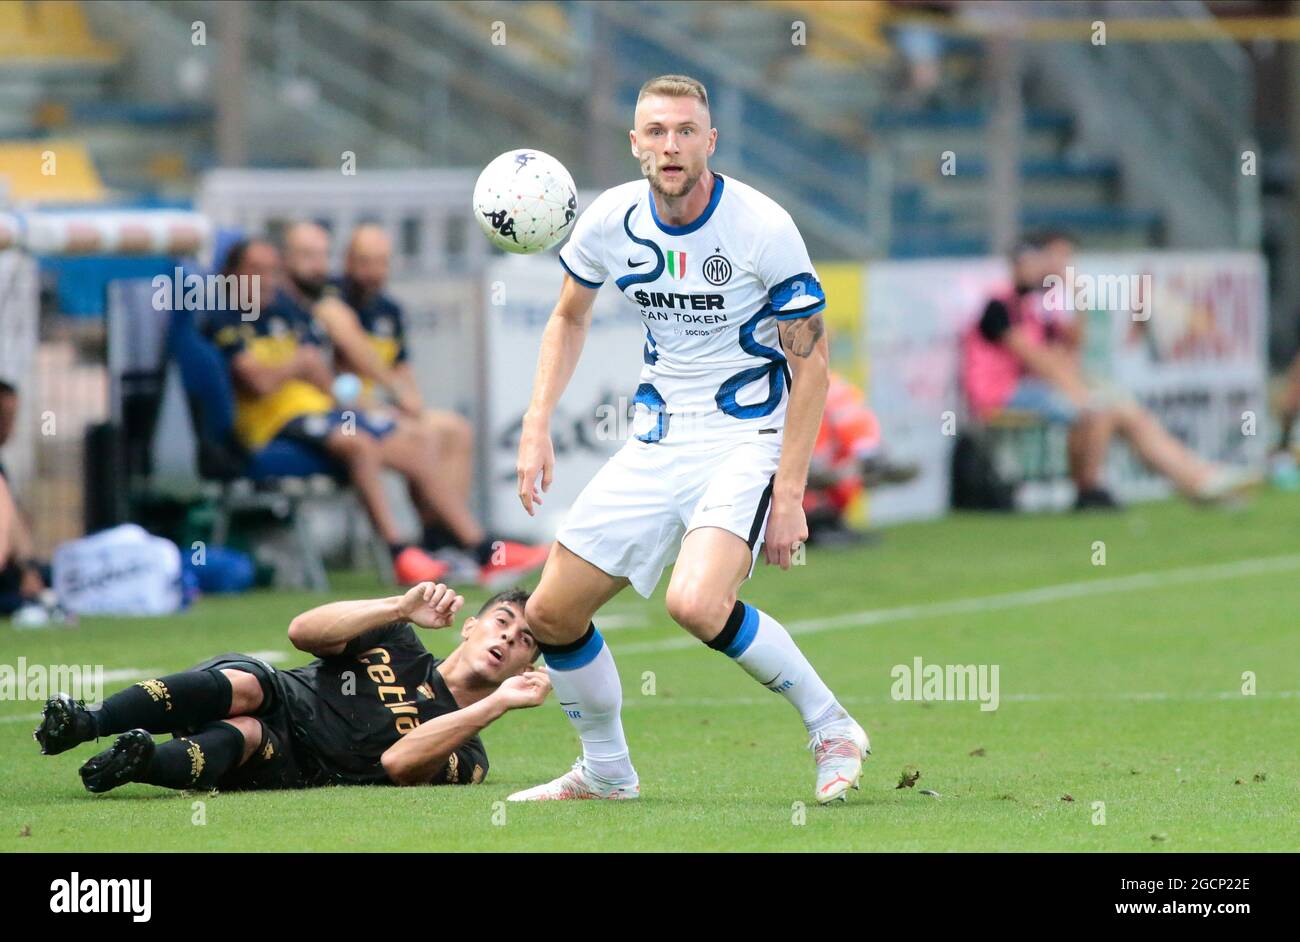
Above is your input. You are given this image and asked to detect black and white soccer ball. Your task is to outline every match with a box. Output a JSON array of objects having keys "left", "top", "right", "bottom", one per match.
[{"left": 472, "top": 149, "right": 578, "bottom": 254}]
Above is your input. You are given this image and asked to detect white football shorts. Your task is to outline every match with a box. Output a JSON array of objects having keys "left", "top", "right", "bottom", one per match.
[{"left": 555, "top": 429, "right": 782, "bottom": 598}]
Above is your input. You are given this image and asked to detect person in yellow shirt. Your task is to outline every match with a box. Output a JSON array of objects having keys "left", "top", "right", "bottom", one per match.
[
  {"left": 208, "top": 238, "right": 445, "bottom": 583},
  {"left": 279, "top": 223, "right": 549, "bottom": 588}
]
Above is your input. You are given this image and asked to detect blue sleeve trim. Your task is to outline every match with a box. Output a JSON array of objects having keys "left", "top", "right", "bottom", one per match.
[
  {"left": 559, "top": 255, "right": 604, "bottom": 290},
  {"left": 775, "top": 299, "right": 827, "bottom": 320}
]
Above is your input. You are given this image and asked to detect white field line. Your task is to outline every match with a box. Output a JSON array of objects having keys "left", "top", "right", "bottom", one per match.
[
  {"left": 4, "top": 556, "right": 1294, "bottom": 725},
  {"left": 622, "top": 690, "right": 1299, "bottom": 710},
  {"left": 246, "top": 650, "right": 290, "bottom": 664},
  {"left": 1, "top": 651, "right": 295, "bottom": 719},
  {"left": 102, "top": 668, "right": 162, "bottom": 684},
  {"left": 613, "top": 553, "right": 1300, "bottom": 655},
  {"left": 590, "top": 615, "right": 646, "bottom": 630}
]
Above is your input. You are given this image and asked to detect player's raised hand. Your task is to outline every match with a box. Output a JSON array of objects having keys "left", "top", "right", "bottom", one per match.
[
  {"left": 398, "top": 582, "right": 464, "bottom": 629},
  {"left": 516, "top": 420, "right": 555, "bottom": 516},
  {"left": 494, "top": 670, "right": 552, "bottom": 710}
]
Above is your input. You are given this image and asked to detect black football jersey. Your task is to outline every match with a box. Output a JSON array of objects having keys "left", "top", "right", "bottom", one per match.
[{"left": 278, "top": 622, "right": 488, "bottom": 786}]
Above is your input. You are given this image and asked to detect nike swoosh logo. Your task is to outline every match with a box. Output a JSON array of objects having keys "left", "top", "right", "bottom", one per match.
[
  {"left": 760, "top": 672, "right": 782, "bottom": 686},
  {"left": 627, "top": 258, "right": 651, "bottom": 268}
]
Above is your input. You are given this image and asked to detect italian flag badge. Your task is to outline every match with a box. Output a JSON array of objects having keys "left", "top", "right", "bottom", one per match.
[{"left": 666, "top": 250, "right": 687, "bottom": 279}]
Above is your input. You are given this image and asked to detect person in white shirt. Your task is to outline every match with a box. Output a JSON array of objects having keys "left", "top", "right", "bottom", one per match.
[{"left": 511, "top": 75, "right": 869, "bottom": 805}]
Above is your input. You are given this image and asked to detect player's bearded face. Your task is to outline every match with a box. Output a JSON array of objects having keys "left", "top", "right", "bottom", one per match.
[
  {"left": 633, "top": 97, "right": 714, "bottom": 199},
  {"left": 643, "top": 152, "right": 702, "bottom": 199}
]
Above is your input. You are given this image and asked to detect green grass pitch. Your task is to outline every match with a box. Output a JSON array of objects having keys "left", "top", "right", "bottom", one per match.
[{"left": 4, "top": 491, "right": 1298, "bottom": 852}]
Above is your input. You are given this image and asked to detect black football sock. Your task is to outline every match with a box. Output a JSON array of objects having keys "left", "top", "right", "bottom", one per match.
[
  {"left": 422, "top": 523, "right": 456, "bottom": 552},
  {"left": 92, "top": 669, "right": 233, "bottom": 737},
  {"left": 139, "top": 722, "right": 246, "bottom": 790},
  {"left": 472, "top": 537, "right": 497, "bottom": 566}
]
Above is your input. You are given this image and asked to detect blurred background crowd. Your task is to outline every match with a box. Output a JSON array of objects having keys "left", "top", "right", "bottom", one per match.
[{"left": 1, "top": 0, "right": 1297, "bottom": 619}]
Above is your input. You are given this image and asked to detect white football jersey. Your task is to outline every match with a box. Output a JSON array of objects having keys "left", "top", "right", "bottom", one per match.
[{"left": 559, "top": 172, "right": 825, "bottom": 442}]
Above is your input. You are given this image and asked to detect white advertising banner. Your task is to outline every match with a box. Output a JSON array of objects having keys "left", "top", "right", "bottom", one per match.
[
  {"left": 483, "top": 255, "right": 646, "bottom": 540},
  {"left": 863, "top": 252, "right": 1269, "bottom": 523},
  {"left": 1079, "top": 252, "right": 1269, "bottom": 501},
  {"left": 864, "top": 257, "right": 1008, "bottom": 525}
]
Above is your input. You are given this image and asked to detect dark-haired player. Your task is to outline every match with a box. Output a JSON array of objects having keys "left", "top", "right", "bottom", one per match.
[{"left": 34, "top": 582, "right": 549, "bottom": 792}]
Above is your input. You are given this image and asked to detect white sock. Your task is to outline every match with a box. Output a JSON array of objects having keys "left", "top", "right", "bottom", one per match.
[
  {"left": 714, "top": 603, "right": 841, "bottom": 732},
  {"left": 543, "top": 627, "right": 636, "bottom": 784}
]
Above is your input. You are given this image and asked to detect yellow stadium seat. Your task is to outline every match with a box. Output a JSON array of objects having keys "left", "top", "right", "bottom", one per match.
[
  {"left": 0, "top": 1, "right": 37, "bottom": 39},
  {"left": 0, "top": 0, "right": 120, "bottom": 64},
  {"left": 763, "top": 0, "right": 893, "bottom": 63},
  {"left": 0, "top": 139, "right": 106, "bottom": 203}
]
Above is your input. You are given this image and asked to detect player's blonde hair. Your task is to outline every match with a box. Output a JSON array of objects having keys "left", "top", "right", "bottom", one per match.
[{"left": 636, "top": 75, "right": 710, "bottom": 116}]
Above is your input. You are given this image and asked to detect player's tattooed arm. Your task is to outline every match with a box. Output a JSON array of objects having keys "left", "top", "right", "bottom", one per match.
[
  {"left": 768, "top": 312, "right": 829, "bottom": 570},
  {"left": 778, "top": 313, "right": 826, "bottom": 358}
]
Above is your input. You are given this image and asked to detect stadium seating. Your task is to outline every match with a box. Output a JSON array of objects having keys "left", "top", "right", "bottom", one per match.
[
  {"left": 52, "top": 0, "right": 1200, "bottom": 258},
  {"left": 0, "top": 138, "right": 105, "bottom": 202},
  {"left": 0, "top": 0, "right": 120, "bottom": 64}
]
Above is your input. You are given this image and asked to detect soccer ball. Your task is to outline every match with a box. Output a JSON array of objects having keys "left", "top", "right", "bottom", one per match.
[{"left": 472, "top": 149, "right": 577, "bottom": 254}]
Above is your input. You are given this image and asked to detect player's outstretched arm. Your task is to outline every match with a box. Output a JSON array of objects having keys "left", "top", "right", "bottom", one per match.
[
  {"left": 516, "top": 273, "right": 599, "bottom": 516},
  {"left": 380, "top": 669, "right": 551, "bottom": 786},
  {"left": 768, "top": 312, "right": 831, "bottom": 570},
  {"left": 287, "top": 582, "right": 463, "bottom": 657}
]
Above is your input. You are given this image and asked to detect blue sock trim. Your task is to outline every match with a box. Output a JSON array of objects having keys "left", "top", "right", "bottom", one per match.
[
  {"left": 723, "top": 604, "right": 760, "bottom": 659},
  {"left": 543, "top": 627, "right": 606, "bottom": 671}
]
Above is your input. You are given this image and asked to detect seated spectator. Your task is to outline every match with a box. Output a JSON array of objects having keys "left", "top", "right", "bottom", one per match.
[
  {"left": 0, "top": 380, "right": 48, "bottom": 615},
  {"left": 961, "top": 231, "right": 1259, "bottom": 510},
  {"left": 208, "top": 238, "right": 448, "bottom": 584},
  {"left": 276, "top": 222, "right": 548, "bottom": 587},
  {"left": 804, "top": 371, "right": 917, "bottom": 545}
]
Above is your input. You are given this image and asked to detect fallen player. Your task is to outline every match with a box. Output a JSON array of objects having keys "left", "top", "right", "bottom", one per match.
[{"left": 34, "top": 582, "right": 550, "bottom": 792}]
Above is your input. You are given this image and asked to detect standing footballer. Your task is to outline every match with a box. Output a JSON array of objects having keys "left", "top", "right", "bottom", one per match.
[{"left": 511, "top": 74, "right": 869, "bottom": 804}]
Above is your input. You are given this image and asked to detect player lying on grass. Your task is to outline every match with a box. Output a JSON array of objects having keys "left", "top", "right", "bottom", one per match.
[{"left": 33, "top": 582, "right": 550, "bottom": 793}]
